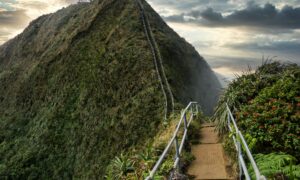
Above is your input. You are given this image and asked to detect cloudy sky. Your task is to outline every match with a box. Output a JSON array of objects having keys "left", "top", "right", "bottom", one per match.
[
  {"left": 0, "top": 0, "right": 300, "bottom": 82},
  {"left": 0, "top": 0, "right": 79, "bottom": 44}
]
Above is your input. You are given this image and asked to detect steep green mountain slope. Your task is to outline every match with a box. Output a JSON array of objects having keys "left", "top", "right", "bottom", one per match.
[{"left": 0, "top": 0, "right": 221, "bottom": 178}]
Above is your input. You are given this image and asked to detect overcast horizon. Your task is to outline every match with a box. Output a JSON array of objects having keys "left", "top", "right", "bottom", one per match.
[{"left": 1, "top": 0, "right": 300, "bottom": 82}]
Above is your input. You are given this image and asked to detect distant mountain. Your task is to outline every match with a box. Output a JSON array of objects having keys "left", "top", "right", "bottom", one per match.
[{"left": 0, "top": 0, "right": 221, "bottom": 178}]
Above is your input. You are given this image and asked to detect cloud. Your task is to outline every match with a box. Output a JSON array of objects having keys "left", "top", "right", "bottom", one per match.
[
  {"left": 163, "top": 2, "right": 300, "bottom": 29},
  {"left": 62, "top": 0, "right": 79, "bottom": 4},
  {"left": 148, "top": 0, "right": 233, "bottom": 16},
  {"left": 15, "top": 1, "right": 48, "bottom": 10},
  {"left": 0, "top": 31, "right": 10, "bottom": 43},
  {"left": 0, "top": 9, "right": 29, "bottom": 43},
  {"left": 0, "top": 0, "right": 79, "bottom": 45},
  {"left": 223, "top": 3, "right": 300, "bottom": 29},
  {"left": 163, "top": 14, "right": 184, "bottom": 22},
  {"left": 199, "top": 8, "right": 223, "bottom": 22},
  {"left": 227, "top": 40, "right": 300, "bottom": 55},
  {"left": 0, "top": 10, "right": 30, "bottom": 28},
  {"left": 206, "top": 55, "right": 261, "bottom": 71},
  {"left": 0, "top": 0, "right": 17, "bottom": 11}
]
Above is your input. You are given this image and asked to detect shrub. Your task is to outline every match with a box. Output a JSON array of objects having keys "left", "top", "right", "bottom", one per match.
[
  {"left": 213, "top": 62, "right": 300, "bottom": 178},
  {"left": 105, "top": 154, "right": 135, "bottom": 179},
  {"left": 237, "top": 67, "right": 300, "bottom": 157}
]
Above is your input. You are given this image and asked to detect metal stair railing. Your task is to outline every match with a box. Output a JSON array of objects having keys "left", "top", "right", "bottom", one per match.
[
  {"left": 135, "top": 0, "right": 174, "bottom": 119},
  {"left": 226, "top": 103, "right": 266, "bottom": 180},
  {"left": 145, "top": 102, "right": 200, "bottom": 180}
]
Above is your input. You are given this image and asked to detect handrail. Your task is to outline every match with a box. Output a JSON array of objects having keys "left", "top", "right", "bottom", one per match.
[
  {"left": 135, "top": 0, "right": 174, "bottom": 119},
  {"left": 226, "top": 103, "right": 266, "bottom": 180},
  {"left": 135, "top": 0, "right": 169, "bottom": 120},
  {"left": 145, "top": 102, "right": 199, "bottom": 180}
]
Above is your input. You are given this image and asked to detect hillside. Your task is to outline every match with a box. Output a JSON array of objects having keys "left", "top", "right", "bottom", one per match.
[
  {"left": 213, "top": 62, "right": 300, "bottom": 179},
  {"left": 0, "top": 0, "right": 221, "bottom": 178}
]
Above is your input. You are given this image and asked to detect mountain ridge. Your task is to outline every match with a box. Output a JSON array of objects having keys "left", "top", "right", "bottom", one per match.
[{"left": 0, "top": 0, "right": 221, "bottom": 178}]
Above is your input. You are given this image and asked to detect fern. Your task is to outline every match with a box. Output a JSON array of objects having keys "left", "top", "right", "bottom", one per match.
[{"left": 248, "top": 153, "right": 300, "bottom": 179}]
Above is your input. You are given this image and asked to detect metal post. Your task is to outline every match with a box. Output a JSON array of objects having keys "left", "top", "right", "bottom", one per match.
[
  {"left": 226, "top": 104, "right": 265, "bottom": 179},
  {"left": 260, "top": 176, "right": 267, "bottom": 180},
  {"left": 191, "top": 105, "right": 194, "bottom": 116},
  {"left": 183, "top": 114, "right": 187, "bottom": 131},
  {"left": 183, "top": 114, "right": 188, "bottom": 142},
  {"left": 237, "top": 141, "right": 242, "bottom": 180},
  {"left": 174, "top": 136, "right": 180, "bottom": 171},
  {"left": 145, "top": 103, "right": 209, "bottom": 180},
  {"left": 227, "top": 111, "right": 231, "bottom": 129}
]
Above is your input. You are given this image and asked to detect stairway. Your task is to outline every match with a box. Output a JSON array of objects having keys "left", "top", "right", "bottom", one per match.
[{"left": 187, "top": 123, "right": 233, "bottom": 180}]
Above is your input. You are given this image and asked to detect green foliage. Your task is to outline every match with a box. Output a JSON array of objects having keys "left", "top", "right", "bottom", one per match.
[
  {"left": 213, "top": 62, "right": 299, "bottom": 156},
  {"left": 105, "top": 110, "right": 201, "bottom": 179},
  {"left": 249, "top": 153, "right": 300, "bottom": 179},
  {"left": 237, "top": 66, "right": 300, "bottom": 157},
  {"left": 244, "top": 133, "right": 258, "bottom": 151},
  {"left": 0, "top": 0, "right": 218, "bottom": 178},
  {"left": 212, "top": 102, "right": 228, "bottom": 135},
  {"left": 188, "top": 121, "right": 201, "bottom": 144},
  {"left": 212, "top": 62, "right": 298, "bottom": 134},
  {"left": 213, "top": 62, "right": 300, "bottom": 178},
  {"left": 105, "top": 154, "right": 135, "bottom": 179},
  {"left": 0, "top": 1, "right": 166, "bottom": 178}
]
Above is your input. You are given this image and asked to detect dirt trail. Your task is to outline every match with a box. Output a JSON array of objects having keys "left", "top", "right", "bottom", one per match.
[{"left": 188, "top": 123, "right": 233, "bottom": 180}]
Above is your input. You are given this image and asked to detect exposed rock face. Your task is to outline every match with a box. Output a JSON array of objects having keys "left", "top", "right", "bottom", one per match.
[{"left": 0, "top": 0, "right": 221, "bottom": 178}]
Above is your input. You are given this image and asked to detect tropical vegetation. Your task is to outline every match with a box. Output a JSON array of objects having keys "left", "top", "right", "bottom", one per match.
[
  {"left": 213, "top": 61, "right": 300, "bottom": 179},
  {"left": 105, "top": 111, "right": 202, "bottom": 179},
  {"left": 0, "top": 0, "right": 220, "bottom": 178}
]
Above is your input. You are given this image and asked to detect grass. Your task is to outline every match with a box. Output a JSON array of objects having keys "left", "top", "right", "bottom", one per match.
[{"left": 105, "top": 109, "right": 203, "bottom": 179}]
